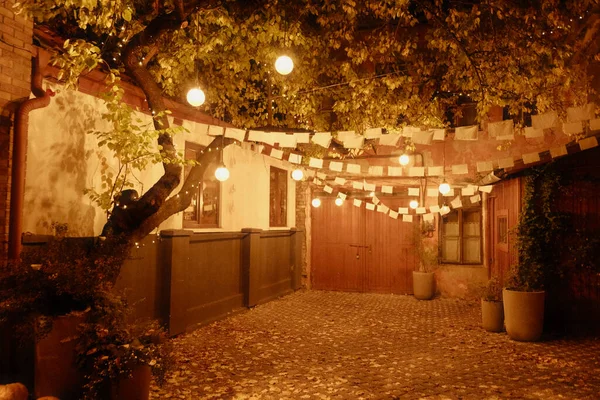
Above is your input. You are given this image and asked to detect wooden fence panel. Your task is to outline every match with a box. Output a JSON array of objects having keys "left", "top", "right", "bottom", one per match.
[{"left": 256, "top": 231, "right": 294, "bottom": 304}]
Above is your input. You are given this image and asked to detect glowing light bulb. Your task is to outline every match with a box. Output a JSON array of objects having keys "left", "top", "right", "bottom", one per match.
[
  {"left": 335, "top": 198, "right": 344, "bottom": 206},
  {"left": 275, "top": 55, "right": 294, "bottom": 75},
  {"left": 369, "top": 191, "right": 375, "bottom": 197},
  {"left": 186, "top": 87, "right": 205, "bottom": 106},
  {"left": 409, "top": 200, "right": 419, "bottom": 209},
  {"left": 441, "top": 205, "right": 450, "bottom": 214},
  {"left": 215, "top": 166, "right": 230, "bottom": 182},
  {"left": 291, "top": 169, "right": 304, "bottom": 181},
  {"left": 439, "top": 182, "right": 451, "bottom": 195},
  {"left": 311, "top": 198, "right": 321, "bottom": 208},
  {"left": 399, "top": 154, "right": 410, "bottom": 166}
]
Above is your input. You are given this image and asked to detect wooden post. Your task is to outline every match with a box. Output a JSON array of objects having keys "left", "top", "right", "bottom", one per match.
[
  {"left": 160, "top": 229, "right": 192, "bottom": 336},
  {"left": 241, "top": 228, "right": 262, "bottom": 307},
  {"left": 290, "top": 228, "right": 304, "bottom": 290}
]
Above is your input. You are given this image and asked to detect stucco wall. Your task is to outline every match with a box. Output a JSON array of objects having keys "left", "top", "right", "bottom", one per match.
[{"left": 24, "top": 83, "right": 296, "bottom": 236}]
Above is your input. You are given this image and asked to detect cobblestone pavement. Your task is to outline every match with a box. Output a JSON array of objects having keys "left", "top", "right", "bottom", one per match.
[{"left": 151, "top": 290, "right": 600, "bottom": 400}]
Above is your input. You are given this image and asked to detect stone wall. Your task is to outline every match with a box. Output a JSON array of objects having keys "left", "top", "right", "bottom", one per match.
[{"left": 0, "top": 0, "right": 33, "bottom": 259}]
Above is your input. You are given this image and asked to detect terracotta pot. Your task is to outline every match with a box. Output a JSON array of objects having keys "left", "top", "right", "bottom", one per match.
[
  {"left": 412, "top": 271, "right": 435, "bottom": 300},
  {"left": 481, "top": 299, "right": 504, "bottom": 332},
  {"left": 111, "top": 365, "right": 151, "bottom": 400},
  {"left": 503, "top": 289, "right": 545, "bottom": 342}
]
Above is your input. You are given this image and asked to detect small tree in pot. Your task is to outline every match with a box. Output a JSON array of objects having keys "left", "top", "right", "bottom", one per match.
[
  {"left": 481, "top": 277, "right": 503, "bottom": 332},
  {"left": 412, "top": 223, "right": 439, "bottom": 300}
]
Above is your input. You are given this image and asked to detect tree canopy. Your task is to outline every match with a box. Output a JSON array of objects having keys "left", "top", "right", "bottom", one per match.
[{"left": 16, "top": 0, "right": 600, "bottom": 239}]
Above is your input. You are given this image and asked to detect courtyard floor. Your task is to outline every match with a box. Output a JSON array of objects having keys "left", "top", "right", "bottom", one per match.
[{"left": 151, "top": 290, "right": 600, "bottom": 399}]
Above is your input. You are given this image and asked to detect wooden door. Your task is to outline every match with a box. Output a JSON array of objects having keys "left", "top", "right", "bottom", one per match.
[
  {"left": 312, "top": 197, "right": 416, "bottom": 294},
  {"left": 312, "top": 199, "right": 366, "bottom": 291}
]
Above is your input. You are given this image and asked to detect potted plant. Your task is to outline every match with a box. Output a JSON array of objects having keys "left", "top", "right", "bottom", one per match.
[
  {"left": 481, "top": 277, "right": 503, "bottom": 332},
  {"left": 75, "top": 292, "right": 171, "bottom": 400},
  {"left": 411, "top": 224, "right": 438, "bottom": 300},
  {"left": 503, "top": 169, "right": 565, "bottom": 342}
]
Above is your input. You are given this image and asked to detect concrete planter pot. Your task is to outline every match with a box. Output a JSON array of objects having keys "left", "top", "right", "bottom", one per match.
[
  {"left": 503, "top": 289, "right": 545, "bottom": 342},
  {"left": 481, "top": 299, "right": 504, "bottom": 332},
  {"left": 35, "top": 313, "right": 85, "bottom": 399},
  {"left": 111, "top": 365, "right": 152, "bottom": 400},
  {"left": 412, "top": 271, "right": 435, "bottom": 300}
]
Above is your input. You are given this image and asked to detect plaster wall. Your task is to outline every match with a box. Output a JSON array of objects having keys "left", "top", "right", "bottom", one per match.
[{"left": 24, "top": 82, "right": 296, "bottom": 236}]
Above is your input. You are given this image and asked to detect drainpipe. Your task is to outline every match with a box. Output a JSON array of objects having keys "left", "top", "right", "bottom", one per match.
[{"left": 8, "top": 48, "right": 54, "bottom": 260}]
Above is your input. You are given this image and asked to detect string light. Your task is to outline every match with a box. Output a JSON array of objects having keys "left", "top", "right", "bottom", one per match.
[
  {"left": 275, "top": 55, "right": 294, "bottom": 75},
  {"left": 187, "top": 87, "right": 206, "bottom": 106},
  {"left": 291, "top": 169, "right": 304, "bottom": 181},
  {"left": 409, "top": 200, "right": 419, "bottom": 209},
  {"left": 439, "top": 182, "right": 451, "bottom": 195},
  {"left": 399, "top": 154, "right": 409, "bottom": 166},
  {"left": 215, "top": 166, "right": 230, "bottom": 181},
  {"left": 334, "top": 198, "right": 344, "bottom": 206},
  {"left": 311, "top": 198, "right": 321, "bottom": 208}
]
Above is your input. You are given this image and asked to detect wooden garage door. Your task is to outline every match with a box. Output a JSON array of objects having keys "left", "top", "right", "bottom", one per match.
[{"left": 312, "top": 198, "right": 416, "bottom": 294}]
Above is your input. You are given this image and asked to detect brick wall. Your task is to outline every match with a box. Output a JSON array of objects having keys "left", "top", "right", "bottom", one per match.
[{"left": 0, "top": 0, "right": 33, "bottom": 259}]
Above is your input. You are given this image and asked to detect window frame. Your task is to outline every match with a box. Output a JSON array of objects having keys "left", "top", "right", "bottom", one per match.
[
  {"left": 269, "top": 166, "right": 288, "bottom": 228},
  {"left": 439, "top": 206, "right": 483, "bottom": 265},
  {"left": 182, "top": 141, "right": 221, "bottom": 229}
]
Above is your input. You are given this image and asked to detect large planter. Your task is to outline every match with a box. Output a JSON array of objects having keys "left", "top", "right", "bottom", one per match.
[
  {"left": 503, "top": 289, "right": 545, "bottom": 342},
  {"left": 412, "top": 271, "right": 435, "bottom": 300},
  {"left": 111, "top": 365, "right": 152, "bottom": 400},
  {"left": 481, "top": 299, "right": 504, "bottom": 332},
  {"left": 35, "top": 313, "right": 85, "bottom": 399}
]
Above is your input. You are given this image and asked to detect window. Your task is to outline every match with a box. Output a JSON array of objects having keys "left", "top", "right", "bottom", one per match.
[
  {"left": 183, "top": 141, "right": 220, "bottom": 228},
  {"left": 440, "top": 207, "right": 482, "bottom": 264},
  {"left": 269, "top": 166, "right": 287, "bottom": 227},
  {"left": 497, "top": 210, "right": 509, "bottom": 252}
]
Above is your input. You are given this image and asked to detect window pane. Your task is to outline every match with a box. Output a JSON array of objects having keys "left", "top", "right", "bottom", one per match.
[
  {"left": 442, "top": 212, "right": 459, "bottom": 236},
  {"left": 183, "top": 141, "right": 220, "bottom": 228},
  {"left": 442, "top": 237, "right": 460, "bottom": 262},
  {"left": 270, "top": 167, "right": 287, "bottom": 227},
  {"left": 463, "top": 237, "right": 481, "bottom": 263},
  {"left": 498, "top": 216, "right": 508, "bottom": 244}
]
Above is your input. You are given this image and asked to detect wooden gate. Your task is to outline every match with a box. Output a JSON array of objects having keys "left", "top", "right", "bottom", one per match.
[{"left": 312, "top": 198, "right": 416, "bottom": 294}]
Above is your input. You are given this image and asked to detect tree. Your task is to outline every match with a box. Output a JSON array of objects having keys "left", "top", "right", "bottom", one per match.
[{"left": 16, "top": 0, "right": 600, "bottom": 244}]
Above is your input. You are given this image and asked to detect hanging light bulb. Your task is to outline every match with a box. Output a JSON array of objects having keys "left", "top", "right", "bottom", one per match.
[
  {"left": 441, "top": 205, "right": 450, "bottom": 214},
  {"left": 291, "top": 169, "right": 304, "bottom": 181},
  {"left": 311, "top": 198, "right": 321, "bottom": 208},
  {"left": 409, "top": 200, "right": 419, "bottom": 209},
  {"left": 399, "top": 154, "right": 410, "bottom": 166},
  {"left": 186, "top": 87, "right": 205, "bottom": 107},
  {"left": 275, "top": 55, "right": 294, "bottom": 75},
  {"left": 335, "top": 198, "right": 344, "bottom": 207},
  {"left": 439, "top": 182, "right": 451, "bottom": 195},
  {"left": 215, "top": 165, "right": 230, "bottom": 182}
]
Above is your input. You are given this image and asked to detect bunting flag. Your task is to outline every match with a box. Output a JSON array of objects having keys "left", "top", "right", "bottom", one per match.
[
  {"left": 489, "top": 120, "right": 514, "bottom": 140},
  {"left": 248, "top": 130, "right": 265, "bottom": 142},
  {"left": 316, "top": 172, "right": 327, "bottom": 180},
  {"left": 388, "top": 166, "right": 402, "bottom": 176},
  {"left": 278, "top": 134, "right": 297, "bottom": 148},
  {"left": 451, "top": 164, "right": 469, "bottom": 175},
  {"left": 288, "top": 153, "right": 302, "bottom": 164},
  {"left": 498, "top": 157, "right": 514, "bottom": 169},
  {"left": 364, "top": 182, "right": 376, "bottom": 191},
  {"left": 461, "top": 186, "right": 475, "bottom": 196},
  {"left": 442, "top": 189, "right": 455, "bottom": 197},
  {"left": 343, "top": 135, "right": 365, "bottom": 149},
  {"left": 364, "top": 128, "right": 383, "bottom": 139},
  {"left": 550, "top": 145, "right": 568, "bottom": 158},
  {"left": 295, "top": 132, "right": 310, "bottom": 143},
  {"left": 432, "top": 129, "right": 446, "bottom": 141},
  {"left": 377, "top": 204, "right": 385, "bottom": 213},
  {"left": 477, "top": 161, "right": 494, "bottom": 172},
  {"left": 353, "top": 199, "right": 362, "bottom": 207},
  {"left": 309, "top": 158, "right": 323, "bottom": 168},
  {"left": 455, "top": 125, "right": 478, "bottom": 140},
  {"left": 532, "top": 111, "right": 558, "bottom": 130},
  {"left": 366, "top": 203, "right": 376, "bottom": 211},
  {"left": 378, "top": 133, "right": 401, "bottom": 146},
  {"left": 428, "top": 166, "right": 443, "bottom": 176},
  {"left": 524, "top": 126, "right": 544, "bottom": 138},
  {"left": 450, "top": 196, "right": 463, "bottom": 209},
  {"left": 579, "top": 136, "right": 598, "bottom": 151},
  {"left": 402, "top": 214, "right": 413, "bottom": 222},
  {"left": 408, "top": 188, "right": 419, "bottom": 196},
  {"left": 225, "top": 127, "right": 247, "bottom": 142},
  {"left": 352, "top": 181, "right": 363, "bottom": 190},
  {"left": 522, "top": 152, "right": 541, "bottom": 164},
  {"left": 427, "top": 188, "right": 439, "bottom": 197},
  {"left": 334, "top": 177, "right": 346, "bottom": 185},
  {"left": 389, "top": 210, "right": 399, "bottom": 219},
  {"left": 591, "top": 118, "right": 600, "bottom": 131},
  {"left": 423, "top": 213, "right": 434, "bottom": 222},
  {"left": 408, "top": 167, "right": 425, "bottom": 177},
  {"left": 479, "top": 185, "right": 493, "bottom": 193},
  {"left": 567, "top": 103, "right": 595, "bottom": 122},
  {"left": 208, "top": 125, "right": 224, "bottom": 136},
  {"left": 372, "top": 195, "right": 380, "bottom": 205},
  {"left": 329, "top": 161, "right": 343, "bottom": 172},
  {"left": 470, "top": 194, "right": 481, "bottom": 203},
  {"left": 312, "top": 132, "right": 332, "bottom": 148},
  {"left": 412, "top": 130, "right": 434, "bottom": 145},
  {"left": 382, "top": 185, "right": 393, "bottom": 194},
  {"left": 416, "top": 207, "right": 426, "bottom": 214},
  {"left": 338, "top": 192, "right": 347, "bottom": 200},
  {"left": 563, "top": 122, "right": 583, "bottom": 135},
  {"left": 368, "top": 166, "right": 384, "bottom": 175},
  {"left": 398, "top": 207, "right": 409, "bottom": 214},
  {"left": 402, "top": 126, "right": 420, "bottom": 138},
  {"left": 323, "top": 185, "right": 333, "bottom": 193},
  {"left": 270, "top": 148, "right": 283, "bottom": 159},
  {"left": 347, "top": 164, "right": 361, "bottom": 174},
  {"left": 430, "top": 205, "right": 440, "bottom": 213}
]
